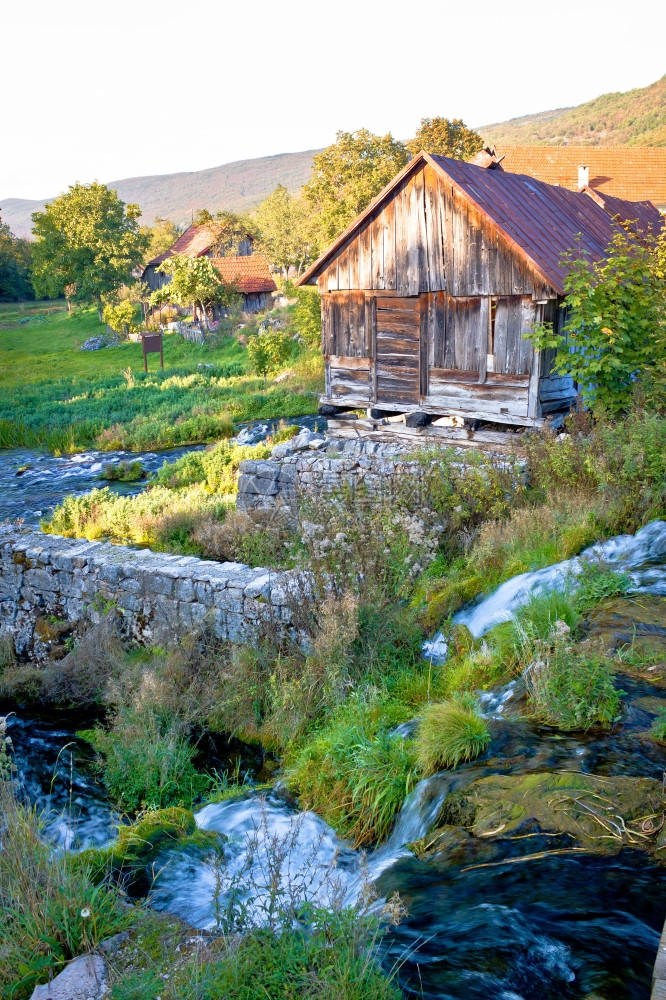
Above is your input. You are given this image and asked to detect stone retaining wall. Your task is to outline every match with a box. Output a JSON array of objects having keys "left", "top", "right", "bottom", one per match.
[
  {"left": 0, "top": 527, "right": 293, "bottom": 662},
  {"left": 236, "top": 431, "right": 430, "bottom": 514}
]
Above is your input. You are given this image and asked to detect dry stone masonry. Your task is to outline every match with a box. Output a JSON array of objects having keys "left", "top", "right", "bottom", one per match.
[
  {"left": 236, "top": 425, "right": 435, "bottom": 515},
  {"left": 0, "top": 526, "right": 294, "bottom": 661}
]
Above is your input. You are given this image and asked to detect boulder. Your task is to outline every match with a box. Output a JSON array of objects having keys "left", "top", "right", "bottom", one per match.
[{"left": 30, "top": 954, "right": 107, "bottom": 1000}]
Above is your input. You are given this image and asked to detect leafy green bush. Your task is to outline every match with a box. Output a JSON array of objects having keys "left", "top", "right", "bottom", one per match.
[
  {"left": 415, "top": 698, "right": 490, "bottom": 774},
  {"left": 154, "top": 439, "right": 271, "bottom": 493},
  {"left": 101, "top": 460, "right": 146, "bottom": 482},
  {"left": 650, "top": 712, "right": 666, "bottom": 743},
  {"left": 247, "top": 328, "right": 295, "bottom": 379},
  {"left": 291, "top": 286, "right": 322, "bottom": 348},
  {"left": 525, "top": 227, "right": 666, "bottom": 414},
  {"left": 82, "top": 705, "right": 210, "bottom": 812}
]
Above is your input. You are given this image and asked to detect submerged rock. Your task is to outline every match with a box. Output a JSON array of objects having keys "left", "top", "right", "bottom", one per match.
[
  {"left": 586, "top": 595, "right": 666, "bottom": 668},
  {"left": 415, "top": 771, "right": 666, "bottom": 857}
]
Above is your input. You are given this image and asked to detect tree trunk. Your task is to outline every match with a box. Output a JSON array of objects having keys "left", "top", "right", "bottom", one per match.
[{"left": 199, "top": 301, "right": 209, "bottom": 332}]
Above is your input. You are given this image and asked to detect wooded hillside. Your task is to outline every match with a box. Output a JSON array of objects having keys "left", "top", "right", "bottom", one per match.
[
  {"left": 2, "top": 149, "right": 321, "bottom": 239},
  {"left": 481, "top": 75, "right": 666, "bottom": 148}
]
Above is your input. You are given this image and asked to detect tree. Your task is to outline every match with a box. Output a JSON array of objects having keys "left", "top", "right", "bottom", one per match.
[
  {"left": 0, "top": 213, "right": 33, "bottom": 301},
  {"left": 31, "top": 182, "right": 149, "bottom": 319},
  {"left": 291, "top": 286, "right": 321, "bottom": 348},
  {"left": 247, "top": 328, "right": 293, "bottom": 382},
  {"left": 525, "top": 228, "right": 666, "bottom": 415},
  {"left": 151, "top": 253, "right": 240, "bottom": 329},
  {"left": 407, "top": 118, "right": 484, "bottom": 160},
  {"left": 103, "top": 299, "right": 139, "bottom": 337},
  {"left": 141, "top": 217, "right": 180, "bottom": 261},
  {"left": 304, "top": 129, "right": 408, "bottom": 246},
  {"left": 254, "top": 185, "right": 318, "bottom": 276}
]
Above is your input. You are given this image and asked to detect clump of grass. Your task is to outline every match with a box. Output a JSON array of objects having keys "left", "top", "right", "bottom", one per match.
[
  {"left": 101, "top": 460, "right": 146, "bottom": 482},
  {"left": 525, "top": 626, "right": 623, "bottom": 731},
  {"left": 650, "top": 712, "right": 666, "bottom": 743},
  {"left": 0, "top": 773, "right": 130, "bottom": 998},
  {"left": 415, "top": 698, "right": 490, "bottom": 775},
  {"left": 283, "top": 695, "right": 417, "bottom": 847}
]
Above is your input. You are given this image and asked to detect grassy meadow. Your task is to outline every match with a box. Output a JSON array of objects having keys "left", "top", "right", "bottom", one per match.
[{"left": 0, "top": 301, "right": 323, "bottom": 453}]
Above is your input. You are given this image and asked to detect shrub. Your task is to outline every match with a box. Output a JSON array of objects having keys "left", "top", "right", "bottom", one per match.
[
  {"left": 101, "top": 460, "right": 146, "bottom": 482},
  {"left": 533, "top": 228, "right": 666, "bottom": 414},
  {"left": 154, "top": 439, "right": 270, "bottom": 493},
  {"left": 415, "top": 698, "right": 490, "bottom": 774},
  {"left": 650, "top": 712, "right": 666, "bottom": 743},
  {"left": 83, "top": 704, "right": 210, "bottom": 812}
]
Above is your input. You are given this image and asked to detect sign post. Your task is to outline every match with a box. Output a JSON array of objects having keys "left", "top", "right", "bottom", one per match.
[{"left": 142, "top": 333, "right": 164, "bottom": 373}]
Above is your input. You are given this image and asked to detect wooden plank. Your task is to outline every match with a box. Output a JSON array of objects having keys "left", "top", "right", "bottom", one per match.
[
  {"left": 370, "top": 216, "right": 384, "bottom": 289},
  {"left": 383, "top": 200, "right": 396, "bottom": 291},
  {"left": 395, "top": 181, "right": 409, "bottom": 296},
  {"left": 348, "top": 236, "right": 360, "bottom": 290},
  {"left": 423, "top": 165, "right": 443, "bottom": 291},
  {"left": 358, "top": 223, "right": 372, "bottom": 289},
  {"left": 528, "top": 345, "right": 540, "bottom": 420},
  {"left": 327, "top": 355, "right": 371, "bottom": 370},
  {"left": 419, "top": 293, "right": 428, "bottom": 399},
  {"left": 330, "top": 367, "right": 371, "bottom": 387},
  {"left": 337, "top": 246, "right": 350, "bottom": 292},
  {"left": 429, "top": 377, "right": 529, "bottom": 406},
  {"left": 376, "top": 296, "right": 420, "bottom": 311},
  {"left": 431, "top": 367, "right": 479, "bottom": 384},
  {"left": 326, "top": 258, "right": 339, "bottom": 292}
]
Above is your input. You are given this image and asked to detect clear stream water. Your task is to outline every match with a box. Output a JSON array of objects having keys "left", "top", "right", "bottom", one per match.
[{"left": 3, "top": 447, "right": 666, "bottom": 996}]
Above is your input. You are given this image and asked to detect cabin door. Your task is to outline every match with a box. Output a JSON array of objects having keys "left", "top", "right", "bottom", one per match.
[{"left": 374, "top": 296, "right": 421, "bottom": 406}]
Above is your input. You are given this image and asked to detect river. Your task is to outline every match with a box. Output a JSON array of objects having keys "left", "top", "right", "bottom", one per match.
[{"left": 2, "top": 443, "right": 666, "bottom": 997}]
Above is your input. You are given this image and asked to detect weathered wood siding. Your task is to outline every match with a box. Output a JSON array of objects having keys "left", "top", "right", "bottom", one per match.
[
  {"left": 318, "top": 161, "right": 577, "bottom": 423},
  {"left": 317, "top": 163, "right": 553, "bottom": 300}
]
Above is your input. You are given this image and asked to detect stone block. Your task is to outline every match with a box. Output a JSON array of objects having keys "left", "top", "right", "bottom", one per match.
[
  {"left": 213, "top": 588, "right": 244, "bottom": 614},
  {"left": 244, "top": 573, "right": 272, "bottom": 600},
  {"left": 24, "top": 567, "right": 56, "bottom": 592},
  {"left": 145, "top": 575, "right": 175, "bottom": 597},
  {"left": 175, "top": 577, "right": 195, "bottom": 602}
]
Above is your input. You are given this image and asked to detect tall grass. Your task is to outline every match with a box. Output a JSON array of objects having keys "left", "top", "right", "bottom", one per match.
[
  {"left": 415, "top": 699, "right": 490, "bottom": 774},
  {"left": 0, "top": 771, "right": 130, "bottom": 997}
]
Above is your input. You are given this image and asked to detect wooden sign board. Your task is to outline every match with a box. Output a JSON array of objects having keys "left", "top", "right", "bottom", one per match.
[{"left": 142, "top": 333, "right": 164, "bottom": 372}]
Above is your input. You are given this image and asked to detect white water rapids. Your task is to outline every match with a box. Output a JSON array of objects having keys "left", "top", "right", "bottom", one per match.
[{"left": 423, "top": 519, "right": 666, "bottom": 664}]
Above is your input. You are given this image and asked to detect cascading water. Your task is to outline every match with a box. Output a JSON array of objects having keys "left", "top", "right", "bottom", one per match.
[
  {"left": 4, "top": 519, "right": 666, "bottom": 998},
  {"left": 423, "top": 519, "right": 666, "bottom": 663}
]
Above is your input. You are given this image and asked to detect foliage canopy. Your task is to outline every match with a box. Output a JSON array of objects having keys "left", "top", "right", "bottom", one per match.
[
  {"left": 304, "top": 129, "right": 408, "bottom": 246},
  {"left": 407, "top": 117, "right": 485, "bottom": 160},
  {"left": 526, "top": 226, "right": 666, "bottom": 414},
  {"left": 0, "top": 214, "right": 33, "bottom": 301},
  {"left": 31, "top": 182, "right": 148, "bottom": 311},
  {"left": 254, "top": 185, "right": 318, "bottom": 276}
]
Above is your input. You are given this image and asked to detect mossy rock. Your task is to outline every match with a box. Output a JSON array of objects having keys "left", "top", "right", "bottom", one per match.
[
  {"left": 586, "top": 596, "right": 666, "bottom": 666},
  {"left": 34, "top": 615, "right": 72, "bottom": 642},
  {"left": 75, "top": 807, "right": 219, "bottom": 892},
  {"left": 420, "top": 575, "right": 486, "bottom": 629},
  {"left": 415, "top": 771, "right": 665, "bottom": 857}
]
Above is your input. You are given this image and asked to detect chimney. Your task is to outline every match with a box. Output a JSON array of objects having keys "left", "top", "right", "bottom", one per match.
[{"left": 578, "top": 165, "right": 589, "bottom": 189}]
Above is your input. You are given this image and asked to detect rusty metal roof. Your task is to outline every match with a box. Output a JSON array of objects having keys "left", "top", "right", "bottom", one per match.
[
  {"left": 298, "top": 151, "right": 663, "bottom": 295},
  {"left": 211, "top": 254, "right": 277, "bottom": 294}
]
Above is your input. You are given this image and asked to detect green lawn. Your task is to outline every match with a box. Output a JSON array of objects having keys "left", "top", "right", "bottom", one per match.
[{"left": 0, "top": 302, "right": 323, "bottom": 453}]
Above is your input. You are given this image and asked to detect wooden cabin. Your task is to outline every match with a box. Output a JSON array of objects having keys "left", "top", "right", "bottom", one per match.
[
  {"left": 142, "top": 224, "right": 254, "bottom": 292},
  {"left": 297, "top": 152, "right": 662, "bottom": 427}
]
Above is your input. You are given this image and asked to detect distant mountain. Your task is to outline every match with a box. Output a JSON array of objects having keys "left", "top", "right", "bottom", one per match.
[
  {"left": 480, "top": 75, "right": 666, "bottom": 148},
  {"left": 1, "top": 149, "right": 320, "bottom": 239}
]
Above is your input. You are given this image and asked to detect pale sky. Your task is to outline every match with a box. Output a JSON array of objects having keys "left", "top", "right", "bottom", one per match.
[{"left": 2, "top": 0, "right": 664, "bottom": 201}]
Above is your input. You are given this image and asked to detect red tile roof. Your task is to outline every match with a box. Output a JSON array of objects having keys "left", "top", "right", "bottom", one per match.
[
  {"left": 298, "top": 152, "right": 663, "bottom": 296},
  {"left": 497, "top": 146, "right": 666, "bottom": 210},
  {"left": 145, "top": 224, "right": 219, "bottom": 269},
  {"left": 211, "top": 254, "right": 277, "bottom": 295}
]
